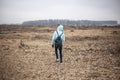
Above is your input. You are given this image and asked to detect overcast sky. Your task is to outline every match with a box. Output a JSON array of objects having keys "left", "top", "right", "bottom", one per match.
[{"left": 0, "top": 0, "right": 120, "bottom": 24}]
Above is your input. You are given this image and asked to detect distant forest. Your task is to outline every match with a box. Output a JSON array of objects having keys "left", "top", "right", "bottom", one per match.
[{"left": 22, "top": 19, "right": 118, "bottom": 26}]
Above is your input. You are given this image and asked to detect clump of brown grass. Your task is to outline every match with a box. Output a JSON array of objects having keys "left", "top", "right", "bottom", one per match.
[
  {"left": 18, "top": 40, "right": 29, "bottom": 49},
  {"left": 70, "top": 29, "right": 74, "bottom": 32},
  {"left": 112, "top": 31, "right": 118, "bottom": 34}
]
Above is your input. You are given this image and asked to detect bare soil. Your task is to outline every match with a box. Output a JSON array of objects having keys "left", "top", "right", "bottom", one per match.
[{"left": 0, "top": 26, "right": 120, "bottom": 80}]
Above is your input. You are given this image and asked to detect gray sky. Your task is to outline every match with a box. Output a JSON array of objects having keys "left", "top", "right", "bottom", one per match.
[{"left": 0, "top": 0, "right": 120, "bottom": 24}]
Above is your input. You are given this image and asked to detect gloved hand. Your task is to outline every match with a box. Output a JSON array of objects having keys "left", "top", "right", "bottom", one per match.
[{"left": 52, "top": 44, "right": 54, "bottom": 48}]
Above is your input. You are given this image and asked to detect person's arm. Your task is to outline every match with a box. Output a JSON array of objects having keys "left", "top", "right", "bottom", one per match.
[
  {"left": 62, "top": 33, "right": 65, "bottom": 43},
  {"left": 51, "top": 31, "right": 56, "bottom": 47}
]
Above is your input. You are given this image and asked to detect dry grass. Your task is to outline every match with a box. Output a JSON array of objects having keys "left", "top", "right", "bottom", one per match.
[{"left": 0, "top": 26, "right": 120, "bottom": 80}]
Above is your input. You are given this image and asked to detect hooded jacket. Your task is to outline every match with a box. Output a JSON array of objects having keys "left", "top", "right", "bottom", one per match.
[{"left": 52, "top": 25, "right": 65, "bottom": 45}]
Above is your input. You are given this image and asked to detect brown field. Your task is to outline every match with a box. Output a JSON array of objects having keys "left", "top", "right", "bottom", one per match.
[{"left": 0, "top": 25, "right": 120, "bottom": 80}]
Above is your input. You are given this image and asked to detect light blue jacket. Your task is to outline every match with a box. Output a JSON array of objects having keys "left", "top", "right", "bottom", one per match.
[{"left": 52, "top": 25, "right": 65, "bottom": 45}]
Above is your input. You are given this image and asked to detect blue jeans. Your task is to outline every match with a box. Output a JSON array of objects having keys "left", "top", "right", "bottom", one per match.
[{"left": 55, "top": 44, "right": 62, "bottom": 63}]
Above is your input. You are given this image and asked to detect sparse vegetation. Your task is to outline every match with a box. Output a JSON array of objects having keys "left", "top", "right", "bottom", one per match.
[{"left": 0, "top": 25, "right": 120, "bottom": 80}]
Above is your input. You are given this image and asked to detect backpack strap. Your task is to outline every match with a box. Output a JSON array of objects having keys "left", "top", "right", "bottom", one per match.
[
  {"left": 56, "top": 31, "right": 63, "bottom": 37},
  {"left": 60, "top": 32, "right": 63, "bottom": 37},
  {"left": 56, "top": 31, "right": 59, "bottom": 36}
]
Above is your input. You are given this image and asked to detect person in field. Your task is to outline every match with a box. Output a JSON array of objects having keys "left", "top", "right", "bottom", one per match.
[{"left": 52, "top": 24, "right": 65, "bottom": 63}]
